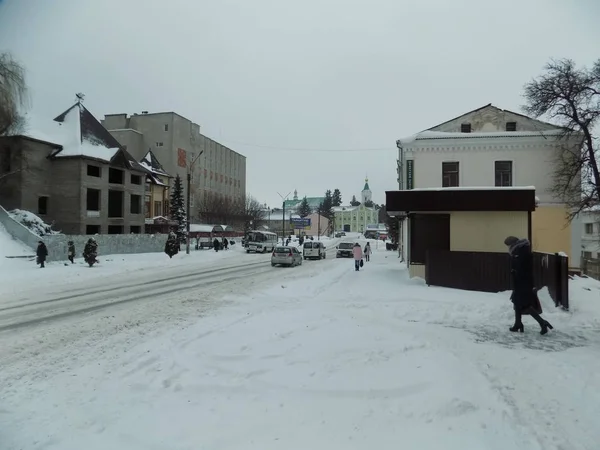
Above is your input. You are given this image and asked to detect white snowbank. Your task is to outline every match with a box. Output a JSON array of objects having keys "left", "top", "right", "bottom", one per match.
[
  {"left": 2, "top": 244, "right": 599, "bottom": 449},
  {"left": 9, "top": 208, "right": 60, "bottom": 236}
]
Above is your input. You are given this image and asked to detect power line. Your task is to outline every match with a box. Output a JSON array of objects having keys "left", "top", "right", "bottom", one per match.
[{"left": 216, "top": 138, "right": 394, "bottom": 152}]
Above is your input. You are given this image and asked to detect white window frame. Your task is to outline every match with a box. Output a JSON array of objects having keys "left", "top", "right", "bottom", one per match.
[{"left": 493, "top": 159, "right": 515, "bottom": 187}]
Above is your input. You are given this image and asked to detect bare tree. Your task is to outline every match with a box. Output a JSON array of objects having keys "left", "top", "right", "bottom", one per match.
[
  {"left": 197, "top": 192, "right": 236, "bottom": 225},
  {"left": 239, "top": 195, "right": 266, "bottom": 233},
  {"left": 0, "top": 137, "right": 29, "bottom": 187},
  {"left": 0, "top": 53, "right": 28, "bottom": 136},
  {"left": 523, "top": 58, "right": 600, "bottom": 219}
]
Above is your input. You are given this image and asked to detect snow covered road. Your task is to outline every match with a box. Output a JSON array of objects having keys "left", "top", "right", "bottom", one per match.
[{"left": 1, "top": 243, "right": 600, "bottom": 450}]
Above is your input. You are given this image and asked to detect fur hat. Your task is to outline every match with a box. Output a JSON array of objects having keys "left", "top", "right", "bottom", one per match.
[{"left": 503, "top": 236, "right": 519, "bottom": 246}]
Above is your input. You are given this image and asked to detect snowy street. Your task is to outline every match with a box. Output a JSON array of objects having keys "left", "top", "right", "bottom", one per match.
[{"left": 1, "top": 242, "right": 600, "bottom": 450}]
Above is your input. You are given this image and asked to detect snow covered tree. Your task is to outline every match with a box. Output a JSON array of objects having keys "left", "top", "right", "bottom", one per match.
[
  {"left": 350, "top": 195, "right": 361, "bottom": 207},
  {"left": 297, "top": 196, "right": 312, "bottom": 217},
  {"left": 332, "top": 188, "right": 342, "bottom": 207},
  {"left": 169, "top": 174, "right": 187, "bottom": 243},
  {"left": 523, "top": 58, "right": 600, "bottom": 218},
  {"left": 364, "top": 199, "right": 375, "bottom": 208}
]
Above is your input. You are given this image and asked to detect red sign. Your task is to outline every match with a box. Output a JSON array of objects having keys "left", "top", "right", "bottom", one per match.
[{"left": 177, "top": 148, "right": 187, "bottom": 168}]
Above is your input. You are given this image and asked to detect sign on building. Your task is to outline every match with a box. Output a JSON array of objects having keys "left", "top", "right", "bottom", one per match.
[{"left": 290, "top": 218, "right": 311, "bottom": 229}]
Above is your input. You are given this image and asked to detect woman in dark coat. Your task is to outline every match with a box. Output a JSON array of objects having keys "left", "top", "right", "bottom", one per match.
[
  {"left": 165, "top": 232, "right": 179, "bottom": 258},
  {"left": 36, "top": 241, "right": 48, "bottom": 268},
  {"left": 504, "top": 236, "right": 553, "bottom": 335}
]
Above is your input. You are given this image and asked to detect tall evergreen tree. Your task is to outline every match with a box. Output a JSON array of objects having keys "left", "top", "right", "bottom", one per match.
[
  {"left": 318, "top": 190, "right": 335, "bottom": 235},
  {"left": 297, "top": 196, "right": 312, "bottom": 217},
  {"left": 350, "top": 195, "right": 361, "bottom": 206},
  {"left": 332, "top": 188, "right": 342, "bottom": 207},
  {"left": 169, "top": 174, "right": 187, "bottom": 243}
]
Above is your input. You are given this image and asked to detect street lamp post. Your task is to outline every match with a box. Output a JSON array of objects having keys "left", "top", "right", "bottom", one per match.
[
  {"left": 186, "top": 150, "right": 204, "bottom": 255},
  {"left": 277, "top": 191, "right": 292, "bottom": 245}
]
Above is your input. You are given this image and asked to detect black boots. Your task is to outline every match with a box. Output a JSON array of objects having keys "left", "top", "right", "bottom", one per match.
[{"left": 510, "top": 311, "right": 554, "bottom": 335}]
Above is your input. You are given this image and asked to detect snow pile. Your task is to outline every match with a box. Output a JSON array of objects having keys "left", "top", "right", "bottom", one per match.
[{"left": 8, "top": 209, "right": 61, "bottom": 236}]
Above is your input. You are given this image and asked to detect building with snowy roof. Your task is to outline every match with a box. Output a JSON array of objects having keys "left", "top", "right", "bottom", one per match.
[
  {"left": 332, "top": 178, "right": 379, "bottom": 233},
  {"left": 395, "top": 103, "right": 583, "bottom": 270},
  {"left": 0, "top": 99, "right": 150, "bottom": 235}
]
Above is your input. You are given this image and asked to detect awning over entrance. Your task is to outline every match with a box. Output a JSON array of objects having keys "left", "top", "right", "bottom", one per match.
[{"left": 386, "top": 187, "right": 536, "bottom": 216}]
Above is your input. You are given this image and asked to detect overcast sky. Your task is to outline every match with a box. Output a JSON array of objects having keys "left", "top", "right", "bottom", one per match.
[{"left": 0, "top": 0, "right": 598, "bottom": 207}]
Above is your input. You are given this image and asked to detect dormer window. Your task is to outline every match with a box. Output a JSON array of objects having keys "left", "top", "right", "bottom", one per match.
[
  {"left": 460, "top": 123, "right": 471, "bottom": 133},
  {"left": 505, "top": 121, "right": 517, "bottom": 131}
]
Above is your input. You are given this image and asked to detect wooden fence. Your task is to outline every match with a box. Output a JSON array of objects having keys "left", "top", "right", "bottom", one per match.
[
  {"left": 425, "top": 250, "right": 570, "bottom": 309},
  {"left": 582, "top": 258, "right": 600, "bottom": 281}
]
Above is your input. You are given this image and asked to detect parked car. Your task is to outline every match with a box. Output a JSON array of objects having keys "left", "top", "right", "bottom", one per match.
[
  {"left": 336, "top": 242, "right": 354, "bottom": 258},
  {"left": 335, "top": 232, "right": 346, "bottom": 238},
  {"left": 303, "top": 241, "right": 326, "bottom": 260},
  {"left": 271, "top": 246, "right": 303, "bottom": 267}
]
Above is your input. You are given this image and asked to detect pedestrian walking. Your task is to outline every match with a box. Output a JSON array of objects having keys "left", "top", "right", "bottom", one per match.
[
  {"left": 36, "top": 240, "right": 48, "bottom": 268},
  {"left": 504, "top": 236, "right": 554, "bottom": 335},
  {"left": 223, "top": 237, "right": 229, "bottom": 250},
  {"left": 364, "top": 242, "right": 372, "bottom": 262},
  {"left": 213, "top": 238, "right": 220, "bottom": 252},
  {"left": 352, "top": 242, "right": 363, "bottom": 271},
  {"left": 67, "top": 240, "right": 76, "bottom": 264}
]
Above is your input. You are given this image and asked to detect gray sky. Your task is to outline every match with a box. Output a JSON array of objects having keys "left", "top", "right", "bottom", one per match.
[{"left": 0, "top": 0, "right": 598, "bottom": 208}]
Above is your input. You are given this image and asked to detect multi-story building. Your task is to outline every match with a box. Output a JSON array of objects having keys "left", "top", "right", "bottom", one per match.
[
  {"left": 0, "top": 102, "right": 147, "bottom": 234},
  {"left": 282, "top": 190, "right": 325, "bottom": 212},
  {"left": 581, "top": 206, "right": 600, "bottom": 260},
  {"left": 396, "top": 103, "right": 582, "bottom": 269},
  {"left": 101, "top": 111, "right": 246, "bottom": 219},
  {"left": 333, "top": 179, "right": 378, "bottom": 233}
]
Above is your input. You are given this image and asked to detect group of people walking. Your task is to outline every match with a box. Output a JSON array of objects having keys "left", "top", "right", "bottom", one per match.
[
  {"left": 351, "top": 242, "right": 371, "bottom": 271},
  {"left": 35, "top": 238, "right": 99, "bottom": 268}
]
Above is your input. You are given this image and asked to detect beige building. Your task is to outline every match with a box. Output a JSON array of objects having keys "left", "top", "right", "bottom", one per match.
[{"left": 101, "top": 111, "right": 246, "bottom": 220}]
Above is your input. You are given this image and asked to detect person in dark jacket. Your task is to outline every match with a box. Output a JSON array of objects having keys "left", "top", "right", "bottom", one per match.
[
  {"left": 504, "top": 236, "right": 553, "bottom": 335},
  {"left": 36, "top": 241, "right": 48, "bottom": 268},
  {"left": 223, "top": 237, "right": 229, "bottom": 250},
  {"left": 67, "top": 240, "right": 76, "bottom": 264},
  {"left": 213, "top": 238, "right": 220, "bottom": 252},
  {"left": 165, "top": 232, "right": 179, "bottom": 258}
]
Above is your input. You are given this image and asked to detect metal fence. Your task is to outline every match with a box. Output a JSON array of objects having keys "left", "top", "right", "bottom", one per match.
[
  {"left": 425, "top": 250, "right": 570, "bottom": 309},
  {"left": 582, "top": 258, "right": 600, "bottom": 281}
]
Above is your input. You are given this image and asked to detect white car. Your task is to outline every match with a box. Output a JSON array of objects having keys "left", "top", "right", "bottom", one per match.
[
  {"left": 271, "top": 246, "right": 303, "bottom": 267},
  {"left": 303, "top": 241, "right": 326, "bottom": 260}
]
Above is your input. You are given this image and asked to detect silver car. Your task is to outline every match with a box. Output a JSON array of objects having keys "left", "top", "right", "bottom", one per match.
[{"left": 271, "top": 246, "right": 303, "bottom": 267}]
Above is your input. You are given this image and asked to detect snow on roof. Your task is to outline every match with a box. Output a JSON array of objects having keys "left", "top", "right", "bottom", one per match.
[
  {"left": 399, "top": 129, "right": 565, "bottom": 145},
  {"left": 189, "top": 224, "right": 224, "bottom": 233},
  {"left": 407, "top": 186, "right": 536, "bottom": 192},
  {"left": 22, "top": 106, "right": 120, "bottom": 163}
]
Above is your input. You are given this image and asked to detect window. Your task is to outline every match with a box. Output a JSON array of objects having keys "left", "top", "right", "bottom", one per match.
[
  {"left": 154, "top": 201, "right": 162, "bottom": 217},
  {"left": 130, "top": 174, "right": 142, "bottom": 185},
  {"left": 38, "top": 196, "right": 48, "bottom": 215},
  {"left": 585, "top": 223, "right": 594, "bottom": 234},
  {"left": 582, "top": 251, "right": 592, "bottom": 259},
  {"left": 164, "top": 124, "right": 169, "bottom": 132},
  {"left": 442, "top": 162, "right": 459, "bottom": 187},
  {"left": 494, "top": 161, "right": 513, "bottom": 187},
  {"left": 108, "top": 225, "right": 124, "bottom": 234},
  {"left": 506, "top": 121, "right": 517, "bottom": 131},
  {"left": 87, "top": 188, "right": 101, "bottom": 212},
  {"left": 460, "top": 123, "right": 471, "bottom": 133},
  {"left": 108, "top": 190, "right": 124, "bottom": 218},
  {"left": 130, "top": 226, "right": 142, "bottom": 234},
  {"left": 87, "top": 164, "right": 101, "bottom": 177},
  {"left": 108, "top": 168, "right": 124, "bottom": 184},
  {"left": 164, "top": 199, "right": 170, "bottom": 216},
  {"left": 86, "top": 225, "right": 101, "bottom": 235},
  {"left": 130, "top": 194, "right": 142, "bottom": 214},
  {"left": 156, "top": 142, "right": 164, "bottom": 147}
]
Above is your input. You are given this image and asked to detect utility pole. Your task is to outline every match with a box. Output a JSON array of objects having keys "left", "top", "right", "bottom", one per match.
[
  {"left": 317, "top": 213, "right": 321, "bottom": 240},
  {"left": 277, "top": 191, "right": 292, "bottom": 245},
  {"left": 186, "top": 150, "right": 203, "bottom": 254}
]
